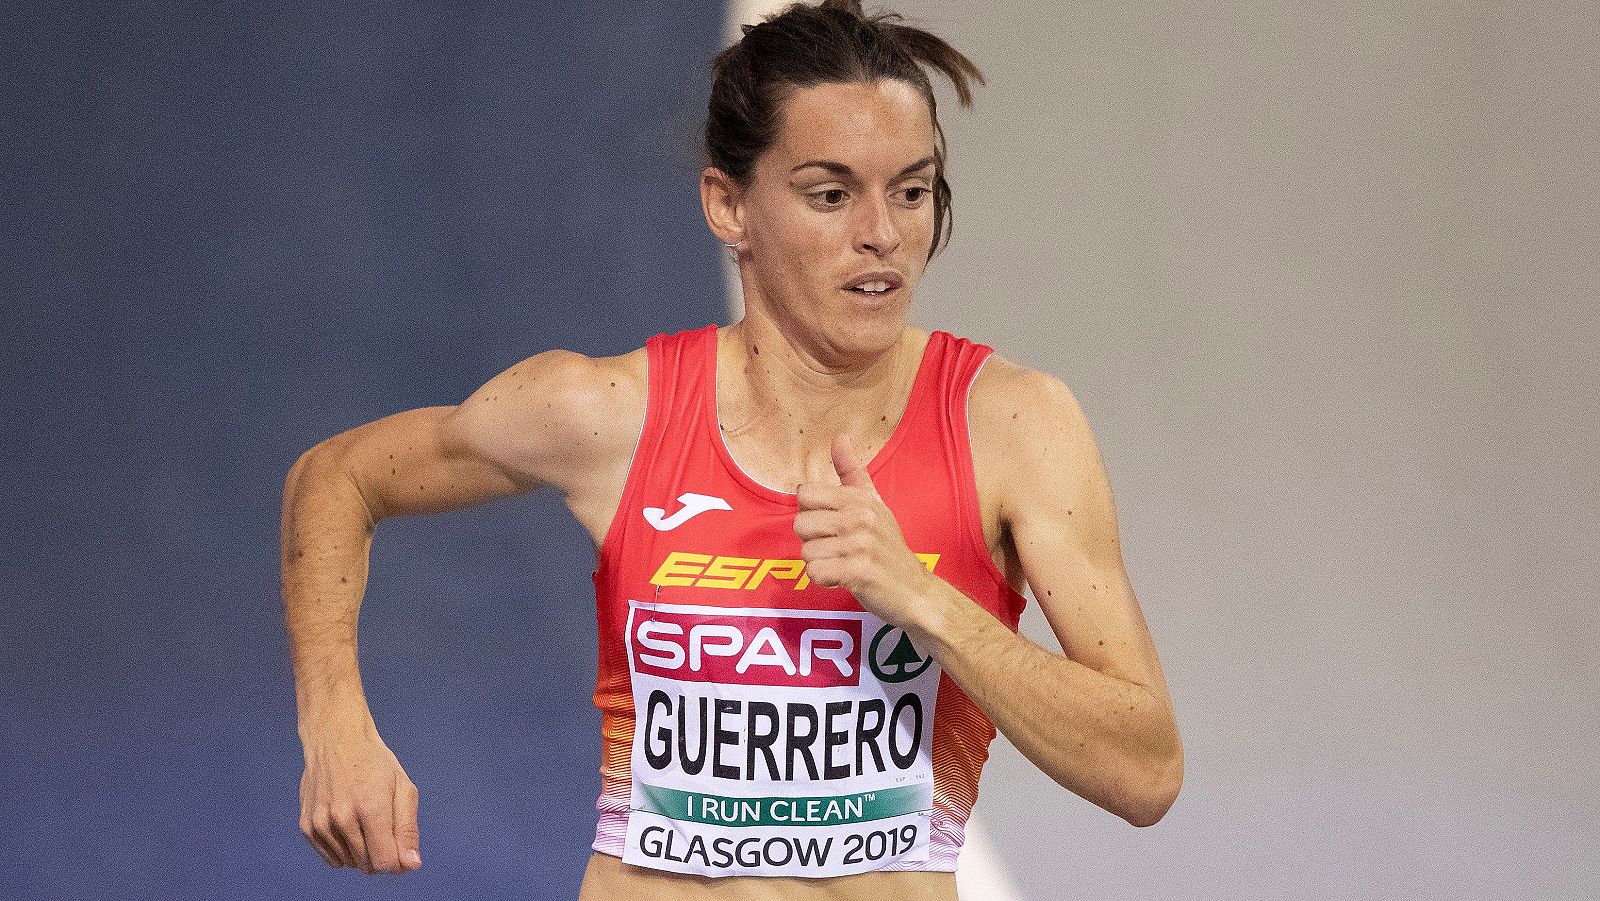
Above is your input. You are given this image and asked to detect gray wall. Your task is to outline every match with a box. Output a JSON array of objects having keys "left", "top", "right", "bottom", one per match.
[{"left": 899, "top": 1, "right": 1597, "bottom": 898}]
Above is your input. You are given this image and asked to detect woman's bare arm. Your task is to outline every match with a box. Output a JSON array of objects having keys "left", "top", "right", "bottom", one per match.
[{"left": 279, "top": 348, "right": 629, "bottom": 874}]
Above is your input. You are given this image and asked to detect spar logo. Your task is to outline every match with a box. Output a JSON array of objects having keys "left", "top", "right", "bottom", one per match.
[
  {"left": 868, "top": 625, "right": 932, "bottom": 684},
  {"left": 632, "top": 608, "right": 862, "bottom": 688}
]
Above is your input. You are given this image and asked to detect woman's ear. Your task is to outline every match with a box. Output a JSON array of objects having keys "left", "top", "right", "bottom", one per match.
[{"left": 700, "top": 166, "right": 746, "bottom": 248}]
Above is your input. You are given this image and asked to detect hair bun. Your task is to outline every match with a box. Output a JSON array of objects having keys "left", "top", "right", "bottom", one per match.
[{"left": 820, "top": 0, "right": 867, "bottom": 14}]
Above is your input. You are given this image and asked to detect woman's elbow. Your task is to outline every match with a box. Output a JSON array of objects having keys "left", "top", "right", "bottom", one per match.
[{"left": 1125, "top": 741, "right": 1184, "bottom": 827}]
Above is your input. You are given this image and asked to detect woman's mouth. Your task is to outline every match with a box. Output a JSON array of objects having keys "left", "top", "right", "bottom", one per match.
[{"left": 846, "top": 281, "right": 896, "bottom": 297}]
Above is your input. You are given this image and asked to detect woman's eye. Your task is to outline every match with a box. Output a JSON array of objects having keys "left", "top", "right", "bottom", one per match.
[
  {"left": 814, "top": 189, "right": 846, "bottom": 206},
  {"left": 902, "top": 187, "right": 929, "bottom": 203}
]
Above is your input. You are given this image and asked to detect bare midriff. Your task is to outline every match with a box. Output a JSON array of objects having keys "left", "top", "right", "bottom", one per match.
[{"left": 578, "top": 852, "right": 958, "bottom": 901}]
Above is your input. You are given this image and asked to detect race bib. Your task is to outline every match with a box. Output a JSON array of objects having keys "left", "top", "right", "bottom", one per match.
[{"left": 621, "top": 599, "right": 941, "bottom": 878}]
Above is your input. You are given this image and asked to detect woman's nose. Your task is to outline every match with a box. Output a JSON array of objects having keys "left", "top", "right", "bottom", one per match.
[{"left": 854, "top": 196, "right": 900, "bottom": 257}]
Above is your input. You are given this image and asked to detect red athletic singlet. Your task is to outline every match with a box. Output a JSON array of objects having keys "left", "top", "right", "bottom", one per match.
[{"left": 590, "top": 324, "right": 1027, "bottom": 878}]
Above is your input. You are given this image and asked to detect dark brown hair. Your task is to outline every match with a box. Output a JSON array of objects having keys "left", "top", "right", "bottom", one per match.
[{"left": 704, "top": 0, "right": 984, "bottom": 260}]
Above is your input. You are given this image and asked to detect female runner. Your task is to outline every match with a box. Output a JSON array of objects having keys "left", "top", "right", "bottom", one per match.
[{"left": 283, "top": 3, "right": 1183, "bottom": 898}]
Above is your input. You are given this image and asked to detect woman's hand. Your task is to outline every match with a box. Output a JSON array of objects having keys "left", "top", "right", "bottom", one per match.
[
  {"left": 794, "top": 434, "right": 935, "bottom": 625},
  {"left": 298, "top": 726, "right": 423, "bottom": 875}
]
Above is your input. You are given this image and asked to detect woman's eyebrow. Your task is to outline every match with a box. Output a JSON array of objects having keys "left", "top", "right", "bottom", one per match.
[{"left": 789, "top": 155, "right": 937, "bottom": 178}]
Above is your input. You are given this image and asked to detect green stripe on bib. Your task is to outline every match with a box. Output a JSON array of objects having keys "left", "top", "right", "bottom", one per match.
[{"left": 638, "top": 783, "right": 925, "bottom": 828}]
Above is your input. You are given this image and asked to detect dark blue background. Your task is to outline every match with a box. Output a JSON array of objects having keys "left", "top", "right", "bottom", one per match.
[{"left": 3, "top": 3, "right": 727, "bottom": 898}]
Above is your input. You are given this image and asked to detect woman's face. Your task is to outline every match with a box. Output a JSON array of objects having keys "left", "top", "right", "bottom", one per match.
[{"left": 738, "top": 79, "right": 938, "bottom": 361}]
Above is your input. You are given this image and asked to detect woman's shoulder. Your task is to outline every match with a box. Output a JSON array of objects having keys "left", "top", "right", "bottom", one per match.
[
  {"left": 965, "top": 345, "right": 1098, "bottom": 502},
  {"left": 966, "top": 346, "right": 1080, "bottom": 422},
  {"left": 451, "top": 345, "right": 649, "bottom": 495}
]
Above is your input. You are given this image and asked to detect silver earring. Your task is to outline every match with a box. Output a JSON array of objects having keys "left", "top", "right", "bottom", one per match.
[{"left": 722, "top": 239, "right": 744, "bottom": 250}]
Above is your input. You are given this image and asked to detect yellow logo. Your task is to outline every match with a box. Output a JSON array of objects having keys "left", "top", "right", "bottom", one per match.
[{"left": 649, "top": 551, "right": 940, "bottom": 591}]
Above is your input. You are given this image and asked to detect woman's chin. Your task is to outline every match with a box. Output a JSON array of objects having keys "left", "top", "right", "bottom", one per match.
[{"left": 832, "top": 307, "right": 910, "bottom": 354}]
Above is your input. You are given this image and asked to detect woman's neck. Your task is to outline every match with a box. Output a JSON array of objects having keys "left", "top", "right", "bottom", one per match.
[{"left": 715, "top": 315, "right": 928, "bottom": 469}]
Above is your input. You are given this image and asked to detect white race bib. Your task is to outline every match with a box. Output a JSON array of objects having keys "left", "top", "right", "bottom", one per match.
[{"left": 621, "top": 599, "right": 941, "bottom": 878}]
